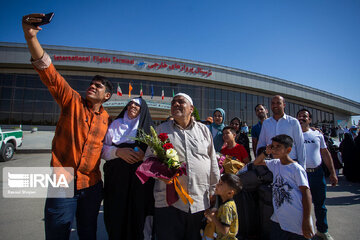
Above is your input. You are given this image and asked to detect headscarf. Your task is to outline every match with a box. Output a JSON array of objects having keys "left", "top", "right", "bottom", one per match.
[
  {"left": 111, "top": 97, "right": 153, "bottom": 151},
  {"left": 210, "top": 108, "right": 226, "bottom": 131},
  {"left": 208, "top": 108, "right": 226, "bottom": 152}
]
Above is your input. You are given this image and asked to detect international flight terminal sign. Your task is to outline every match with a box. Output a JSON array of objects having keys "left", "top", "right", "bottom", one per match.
[{"left": 52, "top": 54, "right": 213, "bottom": 78}]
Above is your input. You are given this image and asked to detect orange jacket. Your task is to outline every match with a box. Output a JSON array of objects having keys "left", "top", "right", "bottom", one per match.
[{"left": 35, "top": 63, "right": 109, "bottom": 190}]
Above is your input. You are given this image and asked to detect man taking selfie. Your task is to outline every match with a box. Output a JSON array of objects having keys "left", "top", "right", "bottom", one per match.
[{"left": 22, "top": 13, "right": 113, "bottom": 240}]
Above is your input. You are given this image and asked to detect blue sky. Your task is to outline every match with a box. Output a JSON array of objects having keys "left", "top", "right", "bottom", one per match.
[{"left": 1, "top": 0, "right": 360, "bottom": 103}]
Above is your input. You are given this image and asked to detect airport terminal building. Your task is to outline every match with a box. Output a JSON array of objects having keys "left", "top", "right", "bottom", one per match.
[{"left": 1, "top": 42, "right": 359, "bottom": 128}]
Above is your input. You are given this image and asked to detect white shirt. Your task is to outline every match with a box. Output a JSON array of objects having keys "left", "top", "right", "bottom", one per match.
[
  {"left": 265, "top": 159, "right": 313, "bottom": 236},
  {"left": 303, "top": 129, "right": 327, "bottom": 168},
  {"left": 101, "top": 112, "right": 140, "bottom": 160},
  {"left": 257, "top": 114, "right": 306, "bottom": 169},
  {"left": 145, "top": 120, "right": 220, "bottom": 213}
]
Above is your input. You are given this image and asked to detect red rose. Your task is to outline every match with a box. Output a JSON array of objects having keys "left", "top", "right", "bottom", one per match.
[
  {"left": 158, "top": 133, "right": 169, "bottom": 142},
  {"left": 163, "top": 143, "right": 174, "bottom": 150}
]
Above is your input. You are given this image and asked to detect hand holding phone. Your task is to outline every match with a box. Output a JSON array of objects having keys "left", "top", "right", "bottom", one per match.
[
  {"left": 32, "top": 12, "right": 54, "bottom": 27},
  {"left": 22, "top": 13, "right": 54, "bottom": 27}
]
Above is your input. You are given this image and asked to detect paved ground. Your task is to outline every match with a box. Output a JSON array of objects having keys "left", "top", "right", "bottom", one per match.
[
  {"left": 17, "top": 131, "right": 54, "bottom": 152},
  {"left": 0, "top": 153, "right": 108, "bottom": 240},
  {"left": 1, "top": 153, "right": 359, "bottom": 240}
]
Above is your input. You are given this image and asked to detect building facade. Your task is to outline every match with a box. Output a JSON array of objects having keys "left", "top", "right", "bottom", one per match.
[{"left": 1, "top": 42, "right": 359, "bottom": 128}]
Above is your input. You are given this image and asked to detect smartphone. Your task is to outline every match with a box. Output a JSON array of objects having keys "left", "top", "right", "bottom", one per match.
[{"left": 32, "top": 12, "right": 54, "bottom": 27}]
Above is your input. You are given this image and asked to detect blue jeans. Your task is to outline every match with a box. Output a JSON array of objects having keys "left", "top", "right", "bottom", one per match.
[
  {"left": 44, "top": 181, "right": 103, "bottom": 240},
  {"left": 307, "top": 167, "right": 328, "bottom": 233}
]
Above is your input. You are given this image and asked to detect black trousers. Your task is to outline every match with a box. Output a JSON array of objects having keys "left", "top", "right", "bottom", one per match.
[
  {"left": 154, "top": 206, "right": 204, "bottom": 240},
  {"left": 103, "top": 157, "right": 154, "bottom": 240}
]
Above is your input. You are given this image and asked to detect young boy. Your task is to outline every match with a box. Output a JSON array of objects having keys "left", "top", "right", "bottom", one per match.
[
  {"left": 254, "top": 134, "right": 314, "bottom": 240},
  {"left": 204, "top": 173, "right": 242, "bottom": 240},
  {"left": 221, "top": 126, "right": 249, "bottom": 164}
]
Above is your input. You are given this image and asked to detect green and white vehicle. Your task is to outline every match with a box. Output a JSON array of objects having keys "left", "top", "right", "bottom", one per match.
[{"left": 0, "top": 126, "right": 23, "bottom": 161}]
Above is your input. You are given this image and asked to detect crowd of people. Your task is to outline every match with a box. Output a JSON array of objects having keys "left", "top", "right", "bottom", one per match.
[{"left": 22, "top": 13, "right": 360, "bottom": 240}]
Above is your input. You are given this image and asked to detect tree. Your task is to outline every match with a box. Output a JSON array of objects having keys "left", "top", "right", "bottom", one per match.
[{"left": 193, "top": 106, "right": 201, "bottom": 121}]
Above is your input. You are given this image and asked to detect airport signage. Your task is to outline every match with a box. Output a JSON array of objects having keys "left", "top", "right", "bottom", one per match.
[{"left": 52, "top": 54, "right": 212, "bottom": 77}]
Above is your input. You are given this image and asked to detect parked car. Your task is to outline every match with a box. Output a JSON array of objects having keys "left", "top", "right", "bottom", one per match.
[{"left": 0, "top": 126, "right": 23, "bottom": 161}]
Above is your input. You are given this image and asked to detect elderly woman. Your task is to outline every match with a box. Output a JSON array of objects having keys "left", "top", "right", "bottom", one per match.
[
  {"left": 208, "top": 108, "right": 226, "bottom": 152},
  {"left": 102, "top": 97, "right": 154, "bottom": 240},
  {"left": 230, "top": 117, "right": 251, "bottom": 160}
]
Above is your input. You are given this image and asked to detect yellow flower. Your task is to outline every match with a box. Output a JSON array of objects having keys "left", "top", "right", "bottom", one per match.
[
  {"left": 166, "top": 149, "right": 177, "bottom": 159},
  {"left": 171, "top": 160, "right": 180, "bottom": 168},
  {"left": 170, "top": 155, "right": 180, "bottom": 168},
  {"left": 171, "top": 154, "right": 179, "bottom": 162}
]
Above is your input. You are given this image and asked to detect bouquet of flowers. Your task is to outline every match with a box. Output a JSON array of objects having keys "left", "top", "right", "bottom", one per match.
[{"left": 133, "top": 126, "right": 193, "bottom": 205}]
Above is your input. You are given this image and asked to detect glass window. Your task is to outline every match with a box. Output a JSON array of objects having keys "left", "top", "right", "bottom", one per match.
[
  {"left": 77, "top": 80, "right": 91, "bottom": 92},
  {"left": 10, "top": 113, "right": 22, "bottom": 124},
  {"left": 12, "top": 100, "right": 23, "bottom": 112},
  {"left": 285, "top": 101, "right": 290, "bottom": 115},
  {"left": 289, "top": 103, "right": 294, "bottom": 117},
  {"left": 42, "top": 102, "right": 54, "bottom": 113},
  {"left": 14, "top": 88, "right": 24, "bottom": 99},
  {"left": 15, "top": 76, "right": 26, "bottom": 87},
  {"left": 0, "top": 100, "right": 11, "bottom": 111},
  {"left": 234, "top": 92, "right": 241, "bottom": 119},
  {"left": 294, "top": 104, "right": 300, "bottom": 116},
  {"left": 240, "top": 93, "right": 246, "bottom": 121},
  {"left": 215, "top": 89, "right": 222, "bottom": 108},
  {"left": 43, "top": 114, "right": 54, "bottom": 125},
  {"left": 32, "top": 114, "right": 44, "bottom": 125},
  {"left": 330, "top": 113, "right": 334, "bottom": 124},
  {"left": 257, "top": 96, "right": 263, "bottom": 106},
  {"left": 25, "top": 75, "right": 44, "bottom": 88},
  {"left": 36, "top": 90, "right": 53, "bottom": 101},
  {"left": 54, "top": 105, "right": 61, "bottom": 114},
  {"left": 228, "top": 91, "right": 235, "bottom": 122},
  {"left": 317, "top": 110, "right": 321, "bottom": 124},
  {"left": 23, "top": 101, "right": 34, "bottom": 113},
  {"left": 325, "top": 112, "right": 330, "bottom": 123},
  {"left": 246, "top": 93, "right": 253, "bottom": 125},
  {"left": 0, "top": 74, "right": 14, "bottom": 87},
  {"left": 24, "top": 89, "right": 35, "bottom": 101},
  {"left": 1, "top": 87, "right": 13, "bottom": 99},
  {"left": 221, "top": 89, "right": 227, "bottom": 111},
  {"left": 0, "top": 112, "right": 9, "bottom": 124},
  {"left": 208, "top": 88, "right": 215, "bottom": 111},
  {"left": 22, "top": 113, "right": 33, "bottom": 125},
  {"left": 202, "top": 88, "right": 209, "bottom": 117}
]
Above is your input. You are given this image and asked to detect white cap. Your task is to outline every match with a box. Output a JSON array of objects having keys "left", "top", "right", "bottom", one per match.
[
  {"left": 130, "top": 97, "right": 142, "bottom": 106},
  {"left": 174, "top": 93, "right": 193, "bottom": 105}
]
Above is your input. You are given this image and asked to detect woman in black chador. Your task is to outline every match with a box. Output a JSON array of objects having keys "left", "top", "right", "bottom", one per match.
[
  {"left": 340, "top": 132, "right": 360, "bottom": 182},
  {"left": 102, "top": 97, "right": 154, "bottom": 240}
]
